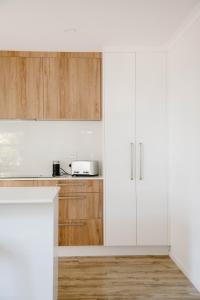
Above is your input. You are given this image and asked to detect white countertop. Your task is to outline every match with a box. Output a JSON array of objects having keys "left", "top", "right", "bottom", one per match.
[
  {"left": 0, "top": 187, "right": 60, "bottom": 204},
  {"left": 0, "top": 175, "right": 103, "bottom": 181}
]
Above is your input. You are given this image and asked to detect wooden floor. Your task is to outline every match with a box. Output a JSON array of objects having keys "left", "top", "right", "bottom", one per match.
[{"left": 58, "top": 256, "right": 200, "bottom": 300}]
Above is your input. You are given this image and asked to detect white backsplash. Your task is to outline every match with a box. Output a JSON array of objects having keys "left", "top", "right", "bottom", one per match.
[{"left": 0, "top": 121, "right": 102, "bottom": 176}]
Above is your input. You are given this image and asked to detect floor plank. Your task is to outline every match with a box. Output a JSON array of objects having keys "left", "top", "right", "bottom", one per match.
[{"left": 58, "top": 256, "right": 200, "bottom": 300}]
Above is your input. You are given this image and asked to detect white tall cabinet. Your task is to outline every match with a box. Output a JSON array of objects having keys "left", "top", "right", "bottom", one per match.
[
  {"left": 104, "top": 51, "right": 168, "bottom": 246},
  {"left": 104, "top": 53, "right": 137, "bottom": 246}
]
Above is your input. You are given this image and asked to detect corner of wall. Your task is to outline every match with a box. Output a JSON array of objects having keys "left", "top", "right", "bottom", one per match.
[{"left": 165, "top": 2, "right": 200, "bottom": 51}]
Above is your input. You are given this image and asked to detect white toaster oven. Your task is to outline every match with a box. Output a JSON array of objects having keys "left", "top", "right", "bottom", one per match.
[{"left": 71, "top": 160, "right": 99, "bottom": 176}]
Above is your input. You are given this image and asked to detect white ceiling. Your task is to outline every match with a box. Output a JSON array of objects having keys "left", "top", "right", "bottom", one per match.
[{"left": 0, "top": 0, "right": 199, "bottom": 51}]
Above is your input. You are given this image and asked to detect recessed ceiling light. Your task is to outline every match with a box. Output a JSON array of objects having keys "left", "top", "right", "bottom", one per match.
[{"left": 64, "top": 28, "right": 77, "bottom": 33}]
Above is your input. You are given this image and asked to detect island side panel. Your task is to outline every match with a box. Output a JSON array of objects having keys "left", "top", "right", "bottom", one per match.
[{"left": 0, "top": 198, "right": 56, "bottom": 300}]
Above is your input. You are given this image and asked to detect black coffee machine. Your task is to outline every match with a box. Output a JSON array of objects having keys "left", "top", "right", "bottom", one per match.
[{"left": 52, "top": 160, "right": 60, "bottom": 177}]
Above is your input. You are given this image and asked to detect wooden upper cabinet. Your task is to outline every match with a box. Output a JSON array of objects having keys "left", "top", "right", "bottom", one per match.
[
  {"left": 0, "top": 51, "right": 101, "bottom": 120},
  {"left": 43, "top": 56, "right": 101, "bottom": 120},
  {"left": 0, "top": 57, "right": 43, "bottom": 119}
]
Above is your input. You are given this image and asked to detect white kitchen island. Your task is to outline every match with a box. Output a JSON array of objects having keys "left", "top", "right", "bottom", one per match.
[{"left": 0, "top": 187, "right": 59, "bottom": 300}]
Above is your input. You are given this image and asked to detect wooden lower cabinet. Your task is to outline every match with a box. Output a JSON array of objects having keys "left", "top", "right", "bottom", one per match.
[
  {"left": 57, "top": 180, "right": 103, "bottom": 246},
  {"left": 59, "top": 190, "right": 103, "bottom": 246},
  {"left": 59, "top": 219, "right": 103, "bottom": 246},
  {"left": 0, "top": 179, "right": 103, "bottom": 246}
]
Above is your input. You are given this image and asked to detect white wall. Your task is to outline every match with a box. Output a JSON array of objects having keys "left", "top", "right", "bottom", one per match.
[
  {"left": 168, "top": 17, "right": 200, "bottom": 291},
  {"left": 0, "top": 121, "right": 102, "bottom": 176}
]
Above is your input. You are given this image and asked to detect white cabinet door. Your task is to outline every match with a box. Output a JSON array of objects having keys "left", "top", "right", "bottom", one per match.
[
  {"left": 136, "top": 52, "right": 168, "bottom": 245},
  {"left": 104, "top": 53, "right": 136, "bottom": 246}
]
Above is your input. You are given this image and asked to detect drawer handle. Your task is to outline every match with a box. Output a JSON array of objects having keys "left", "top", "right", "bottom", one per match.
[
  {"left": 59, "top": 195, "right": 86, "bottom": 200},
  {"left": 59, "top": 222, "right": 86, "bottom": 226},
  {"left": 56, "top": 183, "right": 85, "bottom": 187}
]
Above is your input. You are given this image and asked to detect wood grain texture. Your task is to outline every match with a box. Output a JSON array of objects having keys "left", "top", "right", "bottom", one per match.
[
  {"left": 43, "top": 57, "right": 61, "bottom": 119},
  {"left": 37, "top": 180, "right": 57, "bottom": 187},
  {"left": 0, "top": 51, "right": 101, "bottom": 120},
  {"left": 59, "top": 219, "right": 103, "bottom": 246},
  {"left": 0, "top": 57, "right": 43, "bottom": 119},
  {"left": 67, "top": 57, "right": 101, "bottom": 120},
  {"left": 57, "top": 180, "right": 103, "bottom": 245},
  {"left": 0, "top": 51, "right": 102, "bottom": 58},
  {"left": 57, "top": 180, "right": 102, "bottom": 195},
  {"left": 0, "top": 180, "right": 37, "bottom": 187},
  {"left": 43, "top": 57, "right": 101, "bottom": 120},
  {"left": 58, "top": 256, "right": 200, "bottom": 300},
  {"left": 59, "top": 193, "right": 103, "bottom": 220},
  {"left": 0, "top": 57, "right": 17, "bottom": 119}
]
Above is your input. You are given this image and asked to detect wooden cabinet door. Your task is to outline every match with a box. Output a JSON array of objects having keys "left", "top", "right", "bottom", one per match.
[
  {"left": 0, "top": 57, "right": 43, "bottom": 119},
  {"left": 67, "top": 57, "right": 101, "bottom": 120},
  {"left": 43, "top": 57, "right": 101, "bottom": 120}
]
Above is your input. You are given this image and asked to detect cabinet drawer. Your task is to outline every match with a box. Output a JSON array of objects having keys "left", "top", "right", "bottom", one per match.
[
  {"left": 57, "top": 180, "right": 102, "bottom": 195},
  {"left": 59, "top": 193, "right": 102, "bottom": 221},
  {"left": 59, "top": 219, "right": 103, "bottom": 246}
]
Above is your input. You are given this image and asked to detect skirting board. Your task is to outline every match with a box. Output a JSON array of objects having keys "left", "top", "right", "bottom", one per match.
[
  {"left": 58, "top": 246, "right": 170, "bottom": 257},
  {"left": 170, "top": 252, "right": 200, "bottom": 293}
]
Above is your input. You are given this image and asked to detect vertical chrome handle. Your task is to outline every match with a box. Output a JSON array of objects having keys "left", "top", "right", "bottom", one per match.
[
  {"left": 130, "top": 142, "right": 134, "bottom": 180},
  {"left": 139, "top": 142, "right": 143, "bottom": 180}
]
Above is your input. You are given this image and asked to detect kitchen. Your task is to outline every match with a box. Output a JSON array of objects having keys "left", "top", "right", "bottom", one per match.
[{"left": 0, "top": 1, "right": 200, "bottom": 299}]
